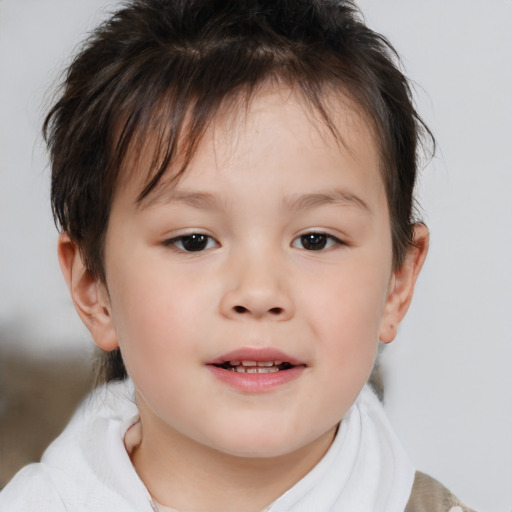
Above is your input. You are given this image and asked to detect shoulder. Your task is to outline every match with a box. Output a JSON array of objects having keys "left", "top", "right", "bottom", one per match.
[
  {"left": 0, "top": 380, "right": 151, "bottom": 512},
  {"left": 406, "top": 471, "right": 477, "bottom": 512},
  {"left": 0, "top": 463, "right": 66, "bottom": 512}
]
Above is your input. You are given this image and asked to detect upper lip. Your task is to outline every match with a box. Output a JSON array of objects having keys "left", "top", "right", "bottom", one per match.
[{"left": 207, "top": 347, "right": 305, "bottom": 366}]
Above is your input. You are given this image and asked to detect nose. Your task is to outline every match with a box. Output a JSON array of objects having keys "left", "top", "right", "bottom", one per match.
[{"left": 219, "top": 252, "right": 295, "bottom": 321}]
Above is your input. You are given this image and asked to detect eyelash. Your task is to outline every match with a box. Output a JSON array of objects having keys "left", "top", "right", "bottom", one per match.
[
  {"left": 164, "top": 234, "right": 219, "bottom": 252},
  {"left": 291, "top": 232, "right": 345, "bottom": 251},
  {"left": 164, "top": 231, "right": 345, "bottom": 253}
]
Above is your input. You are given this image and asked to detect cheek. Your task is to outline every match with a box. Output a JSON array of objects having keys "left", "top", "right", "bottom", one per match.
[
  {"left": 107, "top": 255, "right": 203, "bottom": 373},
  {"left": 309, "top": 265, "right": 389, "bottom": 334},
  {"left": 303, "top": 263, "right": 389, "bottom": 371}
]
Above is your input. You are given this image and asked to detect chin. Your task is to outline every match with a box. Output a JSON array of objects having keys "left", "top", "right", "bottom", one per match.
[
  {"left": 202, "top": 422, "right": 330, "bottom": 461},
  {"left": 218, "top": 442, "right": 301, "bottom": 460}
]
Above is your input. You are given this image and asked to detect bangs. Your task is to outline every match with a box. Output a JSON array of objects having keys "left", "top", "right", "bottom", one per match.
[
  {"left": 109, "top": 51, "right": 348, "bottom": 206},
  {"left": 46, "top": 0, "right": 432, "bottom": 284}
]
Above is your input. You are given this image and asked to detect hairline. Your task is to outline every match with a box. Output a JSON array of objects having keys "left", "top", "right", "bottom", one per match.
[{"left": 114, "top": 78, "right": 385, "bottom": 213}]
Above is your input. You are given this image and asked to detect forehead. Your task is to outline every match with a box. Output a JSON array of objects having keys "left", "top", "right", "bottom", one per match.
[{"left": 115, "top": 86, "right": 383, "bottom": 206}]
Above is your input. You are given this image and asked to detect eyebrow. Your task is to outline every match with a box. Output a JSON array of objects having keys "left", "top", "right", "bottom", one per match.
[
  {"left": 139, "top": 188, "right": 371, "bottom": 214},
  {"left": 138, "top": 190, "right": 227, "bottom": 211},
  {"left": 282, "top": 190, "right": 372, "bottom": 215}
]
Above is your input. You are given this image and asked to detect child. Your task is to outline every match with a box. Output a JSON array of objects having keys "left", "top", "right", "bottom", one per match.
[{"left": 0, "top": 0, "right": 476, "bottom": 510}]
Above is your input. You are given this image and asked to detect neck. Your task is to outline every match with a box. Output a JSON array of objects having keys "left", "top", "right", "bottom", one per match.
[{"left": 131, "top": 409, "right": 336, "bottom": 512}]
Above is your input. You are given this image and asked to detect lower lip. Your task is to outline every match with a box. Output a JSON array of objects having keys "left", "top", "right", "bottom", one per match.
[{"left": 207, "top": 365, "right": 305, "bottom": 393}]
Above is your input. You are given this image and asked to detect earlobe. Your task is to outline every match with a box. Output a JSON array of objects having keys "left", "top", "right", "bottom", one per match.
[
  {"left": 379, "top": 223, "right": 429, "bottom": 344},
  {"left": 58, "top": 233, "right": 119, "bottom": 351}
]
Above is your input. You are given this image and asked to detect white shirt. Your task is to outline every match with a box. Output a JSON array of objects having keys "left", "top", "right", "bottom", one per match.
[{"left": 0, "top": 380, "right": 415, "bottom": 512}]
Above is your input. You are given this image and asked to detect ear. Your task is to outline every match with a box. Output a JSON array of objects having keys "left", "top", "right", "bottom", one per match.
[
  {"left": 58, "top": 233, "right": 119, "bottom": 351},
  {"left": 379, "top": 223, "right": 429, "bottom": 344}
]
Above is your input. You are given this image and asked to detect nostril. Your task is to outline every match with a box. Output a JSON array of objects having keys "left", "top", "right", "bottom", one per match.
[{"left": 232, "top": 305, "right": 283, "bottom": 315}]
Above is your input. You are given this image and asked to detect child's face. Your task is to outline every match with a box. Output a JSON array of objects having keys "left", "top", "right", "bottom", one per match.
[{"left": 88, "top": 88, "right": 416, "bottom": 459}]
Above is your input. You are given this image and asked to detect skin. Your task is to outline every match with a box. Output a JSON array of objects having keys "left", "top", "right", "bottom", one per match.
[{"left": 59, "top": 87, "right": 428, "bottom": 512}]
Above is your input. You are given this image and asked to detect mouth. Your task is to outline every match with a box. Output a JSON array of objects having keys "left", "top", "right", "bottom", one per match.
[
  {"left": 213, "top": 360, "right": 296, "bottom": 373},
  {"left": 206, "top": 347, "right": 306, "bottom": 391}
]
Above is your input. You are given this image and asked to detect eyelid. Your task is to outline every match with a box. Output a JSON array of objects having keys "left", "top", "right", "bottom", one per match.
[
  {"left": 163, "top": 232, "right": 220, "bottom": 252},
  {"left": 291, "top": 230, "right": 346, "bottom": 250}
]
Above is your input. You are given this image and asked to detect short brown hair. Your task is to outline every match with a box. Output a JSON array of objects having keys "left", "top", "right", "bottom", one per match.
[{"left": 45, "top": 0, "right": 433, "bottom": 383}]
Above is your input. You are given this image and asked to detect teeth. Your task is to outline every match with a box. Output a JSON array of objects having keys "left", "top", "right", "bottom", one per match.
[
  {"left": 238, "top": 360, "right": 282, "bottom": 367},
  {"left": 222, "top": 360, "right": 292, "bottom": 373},
  {"left": 233, "top": 366, "right": 280, "bottom": 373}
]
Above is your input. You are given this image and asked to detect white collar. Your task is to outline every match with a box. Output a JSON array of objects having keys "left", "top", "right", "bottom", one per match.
[
  {"left": 59, "top": 381, "right": 414, "bottom": 512},
  {"left": 266, "top": 385, "right": 415, "bottom": 512}
]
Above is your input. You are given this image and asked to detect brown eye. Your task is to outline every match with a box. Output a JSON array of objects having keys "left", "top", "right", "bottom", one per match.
[
  {"left": 301, "top": 233, "right": 327, "bottom": 250},
  {"left": 292, "top": 232, "right": 342, "bottom": 251},
  {"left": 182, "top": 234, "right": 208, "bottom": 251},
  {"left": 167, "top": 234, "right": 218, "bottom": 252}
]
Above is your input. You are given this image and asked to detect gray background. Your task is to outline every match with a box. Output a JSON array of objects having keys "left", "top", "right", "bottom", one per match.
[{"left": 1, "top": 1, "right": 510, "bottom": 510}]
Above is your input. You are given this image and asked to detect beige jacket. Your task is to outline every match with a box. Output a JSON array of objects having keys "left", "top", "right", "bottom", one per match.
[{"left": 407, "top": 471, "right": 477, "bottom": 512}]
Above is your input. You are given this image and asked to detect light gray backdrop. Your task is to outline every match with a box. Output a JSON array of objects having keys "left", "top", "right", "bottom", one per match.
[{"left": 0, "top": 1, "right": 510, "bottom": 510}]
